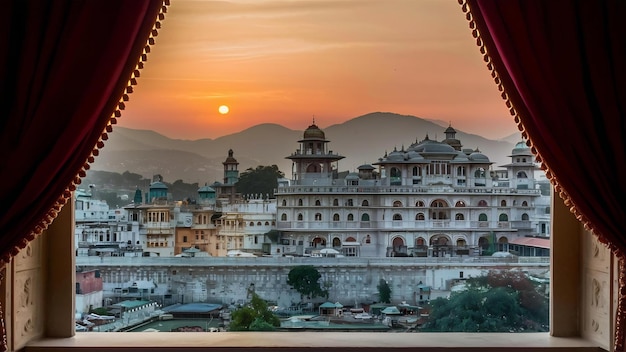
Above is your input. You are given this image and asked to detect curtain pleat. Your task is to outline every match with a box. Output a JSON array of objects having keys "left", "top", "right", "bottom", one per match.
[
  {"left": 463, "top": 0, "right": 626, "bottom": 350},
  {"left": 0, "top": 1, "right": 166, "bottom": 350},
  {"left": 0, "top": 0, "right": 164, "bottom": 263}
]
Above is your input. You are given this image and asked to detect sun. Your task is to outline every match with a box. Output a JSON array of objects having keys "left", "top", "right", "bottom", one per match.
[{"left": 218, "top": 105, "right": 229, "bottom": 114}]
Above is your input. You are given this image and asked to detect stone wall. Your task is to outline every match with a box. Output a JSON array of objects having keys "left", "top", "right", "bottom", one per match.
[{"left": 76, "top": 257, "right": 550, "bottom": 310}]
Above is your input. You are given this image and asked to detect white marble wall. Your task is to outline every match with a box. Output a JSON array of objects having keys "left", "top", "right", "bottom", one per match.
[{"left": 580, "top": 230, "right": 613, "bottom": 351}]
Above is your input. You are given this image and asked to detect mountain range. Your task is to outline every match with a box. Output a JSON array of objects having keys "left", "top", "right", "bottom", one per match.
[{"left": 89, "top": 112, "right": 522, "bottom": 184}]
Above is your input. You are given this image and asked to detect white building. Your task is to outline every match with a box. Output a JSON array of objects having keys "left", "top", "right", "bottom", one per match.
[
  {"left": 74, "top": 185, "right": 143, "bottom": 257},
  {"left": 216, "top": 199, "right": 277, "bottom": 256},
  {"left": 276, "top": 123, "right": 548, "bottom": 257}
]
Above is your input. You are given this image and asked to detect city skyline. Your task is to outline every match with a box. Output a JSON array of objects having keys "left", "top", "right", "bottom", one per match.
[{"left": 119, "top": 0, "right": 518, "bottom": 141}]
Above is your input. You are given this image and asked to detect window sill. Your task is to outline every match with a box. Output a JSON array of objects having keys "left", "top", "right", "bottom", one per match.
[{"left": 25, "top": 332, "right": 603, "bottom": 351}]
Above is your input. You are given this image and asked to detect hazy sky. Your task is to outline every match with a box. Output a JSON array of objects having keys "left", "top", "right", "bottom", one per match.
[{"left": 119, "top": 0, "right": 518, "bottom": 140}]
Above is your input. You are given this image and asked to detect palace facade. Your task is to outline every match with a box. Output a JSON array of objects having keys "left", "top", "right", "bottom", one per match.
[{"left": 275, "top": 123, "right": 549, "bottom": 257}]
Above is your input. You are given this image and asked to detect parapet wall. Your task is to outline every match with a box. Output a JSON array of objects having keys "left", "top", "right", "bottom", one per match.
[{"left": 76, "top": 256, "right": 549, "bottom": 310}]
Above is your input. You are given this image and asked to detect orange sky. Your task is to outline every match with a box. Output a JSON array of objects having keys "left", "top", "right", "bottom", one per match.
[{"left": 120, "top": 0, "right": 518, "bottom": 140}]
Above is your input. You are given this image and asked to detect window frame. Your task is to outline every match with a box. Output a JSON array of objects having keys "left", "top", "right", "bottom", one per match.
[{"left": 17, "top": 192, "right": 605, "bottom": 351}]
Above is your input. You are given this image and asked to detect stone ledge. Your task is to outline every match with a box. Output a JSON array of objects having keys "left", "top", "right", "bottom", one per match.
[{"left": 25, "top": 332, "right": 604, "bottom": 352}]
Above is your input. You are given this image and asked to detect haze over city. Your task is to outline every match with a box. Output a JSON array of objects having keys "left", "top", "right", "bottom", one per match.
[{"left": 119, "top": 0, "right": 518, "bottom": 141}]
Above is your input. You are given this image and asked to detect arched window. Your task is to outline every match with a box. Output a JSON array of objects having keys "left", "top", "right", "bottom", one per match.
[
  {"left": 392, "top": 236, "right": 405, "bottom": 250},
  {"left": 347, "top": 213, "right": 354, "bottom": 221},
  {"left": 430, "top": 236, "right": 449, "bottom": 246},
  {"left": 455, "top": 200, "right": 466, "bottom": 207},
  {"left": 412, "top": 166, "right": 420, "bottom": 176},
  {"left": 365, "top": 235, "right": 371, "bottom": 244},
  {"left": 500, "top": 200, "right": 507, "bottom": 206},
  {"left": 315, "top": 199, "right": 321, "bottom": 206},
  {"left": 393, "top": 213, "right": 402, "bottom": 221},
  {"left": 362, "top": 199, "right": 369, "bottom": 206},
  {"left": 257, "top": 222, "right": 262, "bottom": 226},
  {"left": 333, "top": 198, "right": 339, "bottom": 206},
  {"left": 297, "top": 213, "right": 303, "bottom": 221},
  {"left": 393, "top": 200, "right": 403, "bottom": 207},
  {"left": 333, "top": 213, "right": 340, "bottom": 221},
  {"left": 265, "top": 221, "right": 269, "bottom": 225},
  {"left": 281, "top": 213, "right": 287, "bottom": 221},
  {"left": 517, "top": 171, "right": 528, "bottom": 178},
  {"left": 431, "top": 199, "right": 447, "bottom": 207},
  {"left": 457, "top": 239, "right": 467, "bottom": 247},
  {"left": 457, "top": 166, "right": 466, "bottom": 176},
  {"left": 478, "top": 237, "right": 490, "bottom": 250},
  {"left": 522, "top": 201, "right": 529, "bottom": 206},
  {"left": 415, "top": 200, "right": 425, "bottom": 207},
  {"left": 315, "top": 213, "right": 322, "bottom": 221},
  {"left": 415, "top": 213, "right": 425, "bottom": 220},
  {"left": 390, "top": 167, "right": 402, "bottom": 185},
  {"left": 298, "top": 199, "right": 303, "bottom": 206},
  {"left": 499, "top": 213, "right": 508, "bottom": 221},
  {"left": 521, "top": 213, "right": 530, "bottom": 221},
  {"left": 281, "top": 199, "right": 287, "bottom": 206},
  {"left": 332, "top": 237, "right": 341, "bottom": 247},
  {"left": 478, "top": 200, "right": 488, "bottom": 207},
  {"left": 361, "top": 213, "right": 370, "bottom": 222},
  {"left": 415, "top": 237, "right": 425, "bottom": 246},
  {"left": 455, "top": 213, "right": 464, "bottom": 220},
  {"left": 249, "top": 222, "right": 254, "bottom": 226},
  {"left": 479, "top": 213, "right": 488, "bottom": 221}
]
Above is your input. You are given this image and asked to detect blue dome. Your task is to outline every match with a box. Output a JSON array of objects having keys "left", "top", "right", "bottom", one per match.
[
  {"left": 198, "top": 186, "right": 215, "bottom": 193},
  {"left": 150, "top": 181, "right": 168, "bottom": 190}
]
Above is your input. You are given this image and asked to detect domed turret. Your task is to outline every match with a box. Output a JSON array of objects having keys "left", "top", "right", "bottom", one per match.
[
  {"left": 302, "top": 123, "right": 326, "bottom": 140},
  {"left": 442, "top": 124, "right": 463, "bottom": 151},
  {"left": 287, "top": 121, "right": 344, "bottom": 184},
  {"left": 511, "top": 141, "right": 531, "bottom": 155},
  {"left": 469, "top": 148, "right": 491, "bottom": 163},
  {"left": 148, "top": 179, "right": 168, "bottom": 203}
]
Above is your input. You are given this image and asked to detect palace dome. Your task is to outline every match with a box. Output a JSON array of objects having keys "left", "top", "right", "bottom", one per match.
[
  {"left": 421, "top": 141, "right": 456, "bottom": 154},
  {"left": 511, "top": 140, "right": 531, "bottom": 155},
  {"left": 303, "top": 123, "right": 325, "bottom": 140},
  {"left": 469, "top": 151, "right": 490, "bottom": 162},
  {"left": 387, "top": 149, "right": 404, "bottom": 161}
]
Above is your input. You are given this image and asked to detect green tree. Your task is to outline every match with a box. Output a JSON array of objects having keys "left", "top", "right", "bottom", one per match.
[
  {"left": 377, "top": 278, "right": 392, "bottom": 303},
  {"left": 168, "top": 179, "right": 200, "bottom": 202},
  {"left": 287, "top": 265, "right": 327, "bottom": 299},
  {"left": 422, "top": 271, "right": 548, "bottom": 332},
  {"left": 229, "top": 293, "right": 280, "bottom": 331},
  {"left": 235, "top": 165, "right": 284, "bottom": 198}
]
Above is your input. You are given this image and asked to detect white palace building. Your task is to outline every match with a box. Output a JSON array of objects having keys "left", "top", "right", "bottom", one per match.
[{"left": 275, "top": 122, "right": 550, "bottom": 258}]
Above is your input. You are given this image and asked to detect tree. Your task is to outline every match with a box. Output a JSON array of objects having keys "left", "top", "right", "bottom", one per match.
[
  {"left": 287, "top": 265, "right": 327, "bottom": 299},
  {"left": 422, "top": 270, "right": 549, "bottom": 332},
  {"left": 377, "top": 279, "right": 391, "bottom": 303},
  {"left": 235, "top": 165, "right": 284, "bottom": 198},
  {"left": 229, "top": 292, "right": 280, "bottom": 331}
]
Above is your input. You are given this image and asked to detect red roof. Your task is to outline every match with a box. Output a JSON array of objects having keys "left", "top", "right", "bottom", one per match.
[{"left": 509, "top": 237, "right": 550, "bottom": 249}]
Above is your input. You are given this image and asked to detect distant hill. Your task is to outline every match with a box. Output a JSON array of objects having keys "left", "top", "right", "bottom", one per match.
[
  {"left": 498, "top": 131, "right": 525, "bottom": 144},
  {"left": 89, "top": 112, "right": 517, "bottom": 184}
]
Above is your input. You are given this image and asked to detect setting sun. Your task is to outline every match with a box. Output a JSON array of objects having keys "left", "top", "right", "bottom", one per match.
[{"left": 218, "top": 105, "right": 229, "bottom": 115}]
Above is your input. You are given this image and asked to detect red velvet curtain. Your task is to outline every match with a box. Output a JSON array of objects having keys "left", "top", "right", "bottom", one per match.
[
  {"left": 464, "top": 0, "right": 626, "bottom": 350},
  {"left": 0, "top": 1, "right": 164, "bottom": 349},
  {"left": 0, "top": 1, "right": 164, "bottom": 262}
]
